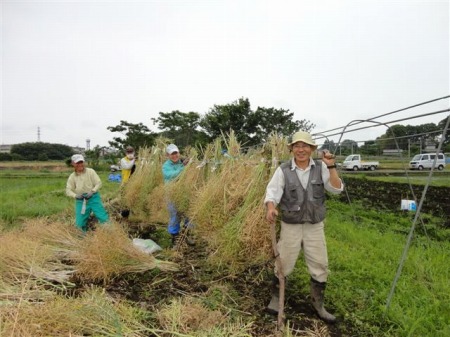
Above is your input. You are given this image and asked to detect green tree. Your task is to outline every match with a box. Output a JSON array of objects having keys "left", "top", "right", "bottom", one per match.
[
  {"left": 339, "top": 139, "right": 358, "bottom": 156},
  {"left": 37, "top": 153, "right": 49, "bottom": 161},
  {"left": 319, "top": 139, "right": 338, "bottom": 154},
  {"left": 437, "top": 117, "right": 450, "bottom": 149},
  {"left": 252, "top": 106, "right": 314, "bottom": 145},
  {"left": 377, "top": 122, "right": 442, "bottom": 152},
  {"left": 107, "top": 121, "right": 157, "bottom": 151},
  {"left": 0, "top": 153, "right": 12, "bottom": 161},
  {"left": 11, "top": 153, "right": 25, "bottom": 161},
  {"left": 359, "top": 140, "right": 380, "bottom": 156},
  {"left": 387, "top": 125, "right": 408, "bottom": 149},
  {"left": 84, "top": 146, "right": 103, "bottom": 170},
  {"left": 151, "top": 110, "right": 209, "bottom": 149},
  {"left": 200, "top": 97, "right": 314, "bottom": 148},
  {"left": 10, "top": 142, "right": 74, "bottom": 161},
  {"left": 200, "top": 98, "right": 254, "bottom": 146}
]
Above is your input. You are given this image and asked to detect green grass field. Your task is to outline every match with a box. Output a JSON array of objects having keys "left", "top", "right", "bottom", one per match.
[
  {"left": 341, "top": 172, "right": 450, "bottom": 187},
  {"left": 0, "top": 167, "right": 120, "bottom": 229}
]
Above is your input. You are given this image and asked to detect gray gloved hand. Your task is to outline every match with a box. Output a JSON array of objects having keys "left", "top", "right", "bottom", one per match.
[
  {"left": 75, "top": 194, "right": 84, "bottom": 200},
  {"left": 84, "top": 192, "right": 94, "bottom": 199}
]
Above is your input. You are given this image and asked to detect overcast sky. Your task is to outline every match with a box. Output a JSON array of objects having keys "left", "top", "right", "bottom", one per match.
[{"left": 1, "top": 0, "right": 449, "bottom": 149}]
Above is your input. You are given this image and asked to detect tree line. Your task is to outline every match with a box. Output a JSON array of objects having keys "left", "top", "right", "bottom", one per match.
[
  {"left": 107, "top": 97, "right": 314, "bottom": 151},
  {"left": 318, "top": 119, "right": 449, "bottom": 156},
  {"left": 2, "top": 97, "right": 448, "bottom": 161}
]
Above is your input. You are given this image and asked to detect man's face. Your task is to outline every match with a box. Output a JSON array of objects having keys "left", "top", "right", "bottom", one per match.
[
  {"left": 168, "top": 151, "right": 180, "bottom": 163},
  {"left": 291, "top": 142, "right": 312, "bottom": 164},
  {"left": 72, "top": 161, "right": 85, "bottom": 173}
]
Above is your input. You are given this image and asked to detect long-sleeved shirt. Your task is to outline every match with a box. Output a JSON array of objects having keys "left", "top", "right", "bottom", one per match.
[
  {"left": 162, "top": 159, "right": 184, "bottom": 183},
  {"left": 66, "top": 168, "right": 102, "bottom": 198},
  {"left": 120, "top": 156, "right": 135, "bottom": 183},
  {"left": 264, "top": 157, "right": 343, "bottom": 207}
]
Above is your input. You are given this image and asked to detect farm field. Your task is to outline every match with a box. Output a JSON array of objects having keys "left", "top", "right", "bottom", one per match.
[
  {"left": 342, "top": 171, "right": 450, "bottom": 187},
  {"left": 1, "top": 159, "right": 449, "bottom": 337}
]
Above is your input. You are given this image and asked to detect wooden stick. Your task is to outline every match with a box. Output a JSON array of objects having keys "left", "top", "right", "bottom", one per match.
[{"left": 270, "top": 221, "right": 285, "bottom": 333}]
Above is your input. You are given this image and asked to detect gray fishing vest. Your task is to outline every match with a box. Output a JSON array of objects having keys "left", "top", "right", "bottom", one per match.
[{"left": 279, "top": 159, "right": 326, "bottom": 224}]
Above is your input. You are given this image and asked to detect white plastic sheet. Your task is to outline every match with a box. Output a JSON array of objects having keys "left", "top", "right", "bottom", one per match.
[{"left": 132, "top": 238, "right": 162, "bottom": 254}]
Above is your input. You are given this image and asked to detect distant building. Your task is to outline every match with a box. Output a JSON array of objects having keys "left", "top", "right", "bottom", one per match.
[
  {"left": 0, "top": 145, "right": 12, "bottom": 153},
  {"left": 71, "top": 146, "right": 85, "bottom": 154},
  {"left": 423, "top": 146, "right": 438, "bottom": 152},
  {"left": 423, "top": 138, "right": 438, "bottom": 152},
  {"left": 1, "top": 144, "right": 91, "bottom": 155},
  {"left": 382, "top": 149, "right": 403, "bottom": 155}
]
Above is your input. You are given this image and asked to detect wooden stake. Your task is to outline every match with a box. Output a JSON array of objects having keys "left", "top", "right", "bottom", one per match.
[{"left": 270, "top": 221, "right": 285, "bottom": 333}]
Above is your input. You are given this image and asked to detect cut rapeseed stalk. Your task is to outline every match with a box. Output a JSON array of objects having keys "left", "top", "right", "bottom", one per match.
[
  {"left": 73, "top": 223, "right": 177, "bottom": 283},
  {"left": 122, "top": 146, "right": 164, "bottom": 220},
  {"left": 209, "top": 163, "right": 272, "bottom": 272},
  {"left": 0, "top": 287, "right": 151, "bottom": 337},
  {"left": 0, "top": 224, "right": 76, "bottom": 285},
  {"left": 156, "top": 296, "right": 253, "bottom": 337}
]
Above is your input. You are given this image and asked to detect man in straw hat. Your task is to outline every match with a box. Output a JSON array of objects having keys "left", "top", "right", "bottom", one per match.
[
  {"left": 66, "top": 154, "right": 109, "bottom": 232},
  {"left": 264, "top": 130, "right": 343, "bottom": 323}
]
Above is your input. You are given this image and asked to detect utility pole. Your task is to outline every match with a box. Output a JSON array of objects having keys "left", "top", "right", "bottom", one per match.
[{"left": 408, "top": 138, "right": 410, "bottom": 158}]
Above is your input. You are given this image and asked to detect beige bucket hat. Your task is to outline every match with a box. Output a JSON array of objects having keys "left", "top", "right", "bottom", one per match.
[{"left": 288, "top": 131, "right": 317, "bottom": 150}]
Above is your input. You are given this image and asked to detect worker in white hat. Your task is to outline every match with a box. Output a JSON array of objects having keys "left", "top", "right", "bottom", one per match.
[
  {"left": 66, "top": 154, "right": 109, "bottom": 232},
  {"left": 162, "top": 144, "right": 193, "bottom": 248},
  {"left": 264, "top": 131, "right": 344, "bottom": 323}
]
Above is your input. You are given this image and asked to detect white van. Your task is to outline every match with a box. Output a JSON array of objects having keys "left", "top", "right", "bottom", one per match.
[{"left": 409, "top": 153, "right": 446, "bottom": 170}]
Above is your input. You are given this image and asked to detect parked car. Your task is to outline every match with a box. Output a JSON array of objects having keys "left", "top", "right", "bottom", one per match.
[
  {"left": 409, "top": 153, "right": 446, "bottom": 170},
  {"left": 342, "top": 154, "right": 379, "bottom": 171}
]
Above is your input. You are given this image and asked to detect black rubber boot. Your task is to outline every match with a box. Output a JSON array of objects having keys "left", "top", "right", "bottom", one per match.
[
  {"left": 310, "top": 278, "right": 336, "bottom": 323},
  {"left": 182, "top": 226, "right": 195, "bottom": 246},
  {"left": 120, "top": 209, "right": 130, "bottom": 218},
  {"left": 266, "top": 275, "right": 281, "bottom": 315},
  {"left": 171, "top": 234, "right": 180, "bottom": 249}
]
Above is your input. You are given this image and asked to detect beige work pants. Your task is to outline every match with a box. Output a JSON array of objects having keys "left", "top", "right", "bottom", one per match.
[{"left": 275, "top": 221, "right": 329, "bottom": 283}]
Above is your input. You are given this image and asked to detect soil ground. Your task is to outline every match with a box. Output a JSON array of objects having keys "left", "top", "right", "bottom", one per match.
[{"left": 105, "top": 224, "right": 347, "bottom": 337}]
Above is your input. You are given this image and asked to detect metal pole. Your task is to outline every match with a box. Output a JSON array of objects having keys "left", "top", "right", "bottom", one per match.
[{"left": 408, "top": 139, "right": 410, "bottom": 159}]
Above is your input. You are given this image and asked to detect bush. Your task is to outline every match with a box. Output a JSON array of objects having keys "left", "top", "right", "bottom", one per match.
[
  {"left": 0, "top": 153, "right": 12, "bottom": 161},
  {"left": 11, "top": 153, "right": 25, "bottom": 161},
  {"left": 38, "top": 153, "right": 49, "bottom": 161}
]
